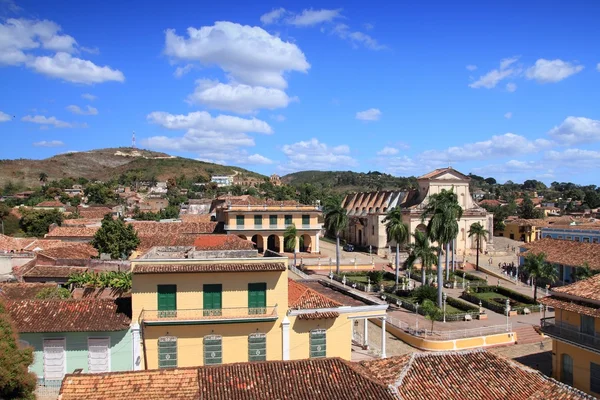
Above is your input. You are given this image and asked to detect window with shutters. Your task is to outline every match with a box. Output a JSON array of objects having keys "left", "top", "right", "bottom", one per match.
[
  {"left": 561, "top": 353, "right": 573, "bottom": 386},
  {"left": 204, "top": 335, "right": 222, "bottom": 365},
  {"left": 284, "top": 215, "right": 292, "bottom": 226},
  {"left": 88, "top": 338, "right": 110, "bottom": 373},
  {"left": 254, "top": 215, "right": 262, "bottom": 227},
  {"left": 591, "top": 363, "right": 600, "bottom": 393},
  {"left": 157, "top": 285, "right": 177, "bottom": 318},
  {"left": 302, "top": 215, "right": 310, "bottom": 227},
  {"left": 269, "top": 215, "right": 278, "bottom": 227},
  {"left": 203, "top": 284, "right": 222, "bottom": 316},
  {"left": 582, "top": 315, "right": 596, "bottom": 336},
  {"left": 158, "top": 336, "right": 177, "bottom": 369},
  {"left": 43, "top": 338, "right": 66, "bottom": 381},
  {"left": 236, "top": 215, "right": 245, "bottom": 227},
  {"left": 248, "top": 333, "right": 266, "bottom": 362},
  {"left": 310, "top": 329, "right": 326, "bottom": 358},
  {"left": 248, "top": 282, "right": 267, "bottom": 314}
]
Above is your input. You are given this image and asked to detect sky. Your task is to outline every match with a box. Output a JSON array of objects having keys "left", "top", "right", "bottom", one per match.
[{"left": 1, "top": 0, "right": 600, "bottom": 185}]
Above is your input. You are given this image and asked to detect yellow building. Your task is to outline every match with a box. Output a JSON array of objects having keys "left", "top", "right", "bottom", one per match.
[
  {"left": 213, "top": 196, "right": 323, "bottom": 254},
  {"left": 540, "top": 275, "right": 600, "bottom": 396},
  {"left": 131, "top": 247, "right": 387, "bottom": 370},
  {"left": 499, "top": 219, "right": 542, "bottom": 242}
]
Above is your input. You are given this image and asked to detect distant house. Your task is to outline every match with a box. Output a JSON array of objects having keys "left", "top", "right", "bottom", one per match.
[
  {"left": 34, "top": 201, "right": 66, "bottom": 213},
  {"left": 138, "top": 197, "right": 169, "bottom": 213},
  {"left": 211, "top": 175, "right": 234, "bottom": 187},
  {"left": 270, "top": 174, "right": 281, "bottom": 186}
]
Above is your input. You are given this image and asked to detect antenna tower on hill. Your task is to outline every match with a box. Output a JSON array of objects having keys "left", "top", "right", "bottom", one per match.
[{"left": 132, "top": 131, "right": 136, "bottom": 148}]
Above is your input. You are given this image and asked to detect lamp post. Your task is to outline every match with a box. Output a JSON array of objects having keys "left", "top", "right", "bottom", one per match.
[
  {"left": 442, "top": 292, "right": 447, "bottom": 323},
  {"left": 415, "top": 302, "right": 419, "bottom": 332},
  {"left": 505, "top": 298, "right": 510, "bottom": 332}
]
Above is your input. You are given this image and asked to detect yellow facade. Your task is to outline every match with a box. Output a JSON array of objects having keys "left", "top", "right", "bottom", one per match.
[{"left": 499, "top": 222, "right": 541, "bottom": 243}]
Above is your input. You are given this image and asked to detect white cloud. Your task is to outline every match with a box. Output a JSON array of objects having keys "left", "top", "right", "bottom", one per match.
[
  {"left": 164, "top": 21, "right": 310, "bottom": 89},
  {"left": 66, "top": 104, "right": 98, "bottom": 115},
  {"left": 80, "top": 46, "right": 99, "bottom": 55},
  {"left": 356, "top": 108, "right": 382, "bottom": 121},
  {"left": 260, "top": 8, "right": 287, "bottom": 25},
  {"left": 287, "top": 8, "right": 342, "bottom": 26},
  {"left": 246, "top": 154, "right": 274, "bottom": 164},
  {"left": 466, "top": 65, "right": 477, "bottom": 71},
  {"left": 22, "top": 114, "right": 87, "bottom": 128},
  {"left": 469, "top": 57, "right": 519, "bottom": 89},
  {"left": 504, "top": 112, "right": 512, "bottom": 119},
  {"left": 506, "top": 83, "right": 517, "bottom": 92},
  {"left": 28, "top": 52, "right": 124, "bottom": 84},
  {"left": 271, "top": 114, "right": 286, "bottom": 122},
  {"left": 545, "top": 149, "right": 600, "bottom": 168},
  {"left": 280, "top": 138, "right": 357, "bottom": 172},
  {"left": 147, "top": 111, "right": 273, "bottom": 134},
  {"left": 81, "top": 93, "right": 96, "bottom": 101},
  {"left": 526, "top": 59, "right": 584, "bottom": 83},
  {"left": 377, "top": 146, "right": 399, "bottom": 156},
  {"left": 173, "top": 64, "right": 193, "bottom": 78},
  {"left": 472, "top": 159, "right": 545, "bottom": 176},
  {"left": 187, "top": 80, "right": 296, "bottom": 114},
  {"left": 379, "top": 155, "right": 421, "bottom": 175},
  {"left": 332, "top": 24, "right": 385, "bottom": 50},
  {"left": 597, "top": 63, "right": 600, "bottom": 72},
  {"left": 33, "top": 140, "right": 65, "bottom": 147},
  {"left": 0, "top": 111, "right": 11, "bottom": 122},
  {"left": 548, "top": 116, "right": 600, "bottom": 145}
]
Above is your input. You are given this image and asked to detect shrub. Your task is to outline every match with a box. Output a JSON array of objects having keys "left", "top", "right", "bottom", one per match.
[
  {"left": 35, "top": 287, "right": 71, "bottom": 300},
  {"left": 446, "top": 296, "right": 479, "bottom": 312},
  {"left": 453, "top": 270, "right": 486, "bottom": 282},
  {"left": 367, "top": 270, "right": 384, "bottom": 285},
  {"left": 412, "top": 285, "right": 437, "bottom": 304}
]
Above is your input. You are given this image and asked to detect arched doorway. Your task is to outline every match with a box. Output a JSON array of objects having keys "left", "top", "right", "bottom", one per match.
[
  {"left": 251, "top": 234, "right": 264, "bottom": 253},
  {"left": 416, "top": 223, "right": 427, "bottom": 234},
  {"left": 301, "top": 234, "right": 312, "bottom": 252},
  {"left": 238, "top": 234, "right": 247, "bottom": 240},
  {"left": 267, "top": 234, "right": 280, "bottom": 253}
]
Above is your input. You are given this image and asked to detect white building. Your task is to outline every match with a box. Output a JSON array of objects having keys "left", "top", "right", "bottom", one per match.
[{"left": 211, "top": 175, "right": 235, "bottom": 187}]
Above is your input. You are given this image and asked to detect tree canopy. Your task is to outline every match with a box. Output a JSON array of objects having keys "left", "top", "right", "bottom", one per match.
[
  {"left": 91, "top": 215, "right": 140, "bottom": 259},
  {"left": 19, "top": 209, "right": 63, "bottom": 237}
]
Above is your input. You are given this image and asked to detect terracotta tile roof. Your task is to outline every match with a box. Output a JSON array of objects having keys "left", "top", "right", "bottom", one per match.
[
  {"left": 62, "top": 218, "right": 103, "bottom": 227},
  {"left": 552, "top": 274, "right": 600, "bottom": 301},
  {"left": 133, "top": 262, "right": 286, "bottom": 274},
  {"left": 0, "top": 283, "right": 57, "bottom": 300},
  {"left": 298, "top": 281, "right": 367, "bottom": 307},
  {"left": 193, "top": 234, "right": 254, "bottom": 250},
  {"left": 288, "top": 279, "right": 341, "bottom": 319},
  {"left": 46, "top": 226, "right": 99, "bottom": 238},
  {"left": 521, "top": 238, "right": 600, "bottom": 269},
  {"left": 539, "top": 296, "right": 600, "bottom": 318},
  {"left": 37, "top": 243, "right": 98, "bottom": 259},
  {"left": 6, "top": 298, "right": 131, "bottom": 333},
  {"left": 59, "top": 358, "right": 396, "bottom": 400},
  {"left": 77, "top": 206, "right": 113, "bottom": 219},
  {"left": 131, "top": 221, "right": 217, "bottom": 235},
  {"left": 478, "top": 199, "right": 503, "bottom": 207},
  {"left": 36, "top": 200, "right": 64, "bottom": 207},
  {"left": 0, "top": 234, "right": 36, "bottom": 251},
  {"left": 22, "top": 265, "right": 88, "bottom": 278},
  {"left": 417, "top": 167, "right": 469, "bottom": 180},
  {"left": 179, "top": 213, "right": 212, "bottom": 222},
  {"left": 358, "top": 350, "right": 593, "bottom": 400}
]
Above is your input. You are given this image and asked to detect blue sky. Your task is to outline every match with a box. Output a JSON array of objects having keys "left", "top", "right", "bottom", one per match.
[{"left": 1, "top": 0, "right": 600, "bottom": 184}]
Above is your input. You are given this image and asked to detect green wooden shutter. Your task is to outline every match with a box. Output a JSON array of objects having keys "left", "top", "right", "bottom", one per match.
[
  {"left": 248, "top": 283, "right": 266, "bottom": 314},
  {"left": 284, "top": 215, "right": 292, "bottom": 225},
  {"left": 310, "top": 329, "right": 326, "bottom": 358},
  {"left": 254, "top": 215, "right": 262, "bottom": 227},
  {"left": 203, "top": 284, "right": 222, "bottom": 316},
  {"left": 204, "top": 335, "right": 222, "bottom": 365},
  {"left": 236, "top": 215, "right": 244, "bottom": 227},
  {"left": 158, "top": 336, "right": 177, "bottom": 369},
  {"left": 302, "top": 215, "right": 310, "bottom": 226},
  {"left": 269, "top": 215, "right": 277, "bottom": 227},
  {"left": 157, "top": 285, "right": 176, "bottom": 318},
  {"left": 248, "top": 333, "right": 266, "bottom": 362}
]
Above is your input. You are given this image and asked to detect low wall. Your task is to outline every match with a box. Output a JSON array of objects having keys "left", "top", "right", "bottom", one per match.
[
  {"left": 371, "top": 318, "right": 516, "bottom": 351},
  {"left": 302, "top": 263, "right": 375, "bottom": 271}
]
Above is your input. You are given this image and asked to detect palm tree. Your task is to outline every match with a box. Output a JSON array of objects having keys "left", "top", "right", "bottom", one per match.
[
  {"left": 467, "top": 222, "right": 489, "bottom": 271},
  {"left": 383, "top": 206, "right": 409, "bottom": 287},
  {"left": 406, "top": 230, "right": 438, "bottom": 285},
  {"left": 324, "top": 199, "right": 349, "bottom": 275},
  {"left": 421, "top": 189, "right": 462, "bottom": 307},
  {"left": 522, "top": 252, "right": 557, "bottom": 302},
  {"left": 39, "top": 172, "right": 48, "bottom": 185},
  {"left": 284, "top": 224, "right": 297, "bottom": 253},
  {"left": 575, "top": 262, "right": 594, "bottom": 281}
]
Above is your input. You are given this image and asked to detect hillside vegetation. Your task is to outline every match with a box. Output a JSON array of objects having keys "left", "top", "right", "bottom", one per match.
[{"left": 282, "top": 170, "right": 418, "bottom": 193}]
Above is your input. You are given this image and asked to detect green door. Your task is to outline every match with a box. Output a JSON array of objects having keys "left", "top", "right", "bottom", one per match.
[
  {"left": 157, "top": 285, "right": 176, "bottom": 318},
  {"left": 203, "top": 284, "right": 222, "bottom": 316},
  {"left": 248, "top": 283, "right": 266, "bottom": 314}
]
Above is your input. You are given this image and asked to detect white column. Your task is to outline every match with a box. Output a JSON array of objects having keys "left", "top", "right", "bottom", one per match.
[
  {"left": 315, "top": 232, "right": 320, "bottom": 253},
  {"left": 380, "top": 317, "right": 387, "bottom": 359},
  {"left": 131, "top": 323, "right": 142, "bottom": 370},
  {"left": 282, "top": 316, "right": 290, "bottom": 360},
  {"left": 363, "top": 318, "right": 369, "bottom": 349}
]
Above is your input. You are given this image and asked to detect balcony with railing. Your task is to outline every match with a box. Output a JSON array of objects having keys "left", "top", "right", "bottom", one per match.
[
  {"left": 540, "top": 317, "right": 600, "bottom": 353},
  {"left": 140, "top": 306, "right": 279, "bottom": 325}
]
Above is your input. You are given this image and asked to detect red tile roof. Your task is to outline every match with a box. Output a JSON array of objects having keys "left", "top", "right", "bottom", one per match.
[
  {"left": 77, "top": 206, "right": 113, "bottom": 219},
  {"left": 62, "top": 218, "right": 103, "bottom": 227},
  {"left": 193, "top": 234, "right": 254, "bottom": 250},
  {"left": 539, "top": 296, "right": 600, "bottom": 318},
  {"left": 22, "top": 265, "right": 88, "bottom": 278},
  {"left": 36, "top": 200, "right": 65, "bottom": 207},
  {"left": 521, "top": 238, "right": 600, "bottom": 269},
  {"left": 0, "top": 283, "right": 57, "bottom": 300},
  {"left": 6, "top": 298, "right": 131, "bottom": 333},
  {"left": 59, "top": 358, "right": 396, "bottom": 400},
  {"left": 133, "top": 262, "right": 286, "bottom": 274},
  {"left": 417, "top": 167, "right": 469, "bottom": 180},
  {"left": 288, "top": 279, "right": 341, "bottom": 319},
  {"left": 46, "top": 226, "right": 98, "bottom": 238},
  {"left": 37, "top": 243, "right": 98, "bottom": 259},
  {"left": 552, "top": 274, "right": 600, "bottom": 301},
  {"left": 0, "top": 234, "right": 36, "bottom": 251}
]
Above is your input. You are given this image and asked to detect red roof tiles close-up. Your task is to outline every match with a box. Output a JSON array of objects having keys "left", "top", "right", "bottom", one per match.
[
  {"left": 0, "top": 282, "right": 57, "bottom": 300},
  {"left": 521, "top": 238, "right": 600, "bottom": 269},
  {"left": 193, "top": 234, "right": 254, "bottom": 250},
  {"left": 288, "top": 279, "right": 342, "bottom": 319}
]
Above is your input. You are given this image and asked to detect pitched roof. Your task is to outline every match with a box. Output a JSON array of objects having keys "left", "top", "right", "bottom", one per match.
[
  {"left": 6, "top": 298, "right": 131, "bottom": 333},
  {"left": 0, "top": 234, "right": 36, "bottom": 251},
  {"left": 59, "top": 358, "right": 396, "bottom": 400},
  {"left": 62, "top": 218, "right": 103, "bottom": 227},
  {"left": 358, "top": 350, "right": 593, "bottom": 400},
  {"left": 46, "top": 226, "right": 98, "bottom": 238},
  {"left": 417, "top": 167, "right": 470, "bottom": 181},
  {"left": 288, "top": 279, "right": 342, "bottom": 319},
  {"left": 539, "top": 296, "right": 600, "bottom": 318},
  {"left": 0, "top": 283, "right": 57, "bottom": 300},
  {"left": 552, "top": 274, "right": 600, "bottom": 301},
  {"left": 36, "top": 200, "right": 64, "bottom": 207},
  {"left": 77, "top": 206, "right": 113, "bottom": 219},
  {"left": 521, "top": 238, "right": 600, "bottom": 269},
  {"left": 193, "top": 234, "right": 254, "bottom": 250},
  {"left": 37, "top": 243, "right": 98, "bottom": 259},
  {"left": 22, "top": 265, "right": 88, "bottom": 279},
  {"left": 133, "top": 262, "right": 286, "bottom": 274}
]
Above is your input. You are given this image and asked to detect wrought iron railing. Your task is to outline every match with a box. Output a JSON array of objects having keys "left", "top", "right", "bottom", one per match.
[
  {"left": 386, "top": 316, "right": 513, "bottom": 341},
  {"left": 140, "top": 306, "right": 278, "bottom": 323},
  {"left": 541, "top": 317, "right": 600, "bottom": 352}
]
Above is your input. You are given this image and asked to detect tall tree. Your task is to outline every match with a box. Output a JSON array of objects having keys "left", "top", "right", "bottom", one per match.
[
  {"left": 405, "top": 230, "right": 438, "bottom": 285},
  {"left": 324, "top": 199, "right": 348, "bottom": 275},
  {"left": 0, "top": 205, "right": 10, "bottom": 236},
  {"left": 91, "top": 215, "right": 140, "bottom": 259},
  {"left": 421, "top": 189, "right": 462, "bottom": 307},
  {"left": 0, "top": 300, "right": 37, "bottom": 400},
  {"left": 284, "top": 224, "right": 297, "bottom": 253},
  {"left": 522, "top": 252, "right": 557, "bottom": 302},
  {"left": 19, "top": 209, "right": 63, "bottom": 237},
  {"left": 38, "top": 172, "right": 48, "bottom": 185},
  {"left": 518, "top": 194, "right": 543, "bottom": 219},
  {"left": 383, "top": 206, "right": 409, "bottom": 287},
  {"left": 467, "top": 222, "right": 489, "bottom": 271}
]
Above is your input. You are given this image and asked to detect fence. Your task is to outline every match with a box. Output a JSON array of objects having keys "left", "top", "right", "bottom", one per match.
[{"left": 385, "top": 315, "right": 512, "bottom": 341}]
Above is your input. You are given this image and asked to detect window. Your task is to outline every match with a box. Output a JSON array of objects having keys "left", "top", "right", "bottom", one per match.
[
  {"left": 43, "top": 338, "right": 66, "bottom": 381},
  {"left": 575, "top": 237, "right": 580, "bottom": 242},
  {"left": 302, "top": 214, "right": 310, "bottom": 226},
  {"left": 591, "top": 363, "right": 600, "bottom": 393},
  {"left": 88, "top": 338, "right": 110, "bottom": 373},
  {"left": 566, "top": 236, "right": 572, "bottom": 240},
  {"left": 248, "top": 333, "right": 266, "bottom": 362},
  {"left": 558, "top": 235, "right": 563, "bottom": 239},
  {"left": 561, "top": 354, "right": 573, "bottom": 386},
  {"left": 203, "top": 284, "right": 222, "bottom": 316},
  {"left": 236, "top": 215, "right": 245, "bottom": 227},
  {"left": 584, "top": 237, "right": 590, "bottom": 243},
  {"left": 284, "top": 215, "right": 292, "bottom": 226},
  {"left": 157, "top": 285, "right": 177, "bottom": 318},
  {"left": 158, "top": 336, "right": 177, "bottom": 369},
  {"left": 269, "top": 215, "right": 278, "bottom": 227},
  {"left": 594, "top": 238, "right": 599, "bottom": 244},
  {"left": 372, "top": 226, "right": 375, "bottom": 235},
  {"left": 204, "top": 335, "right": 222, "bottom": 365},
  {"left": 310, "top": 329, "right": 326, "bottom": 358},
  {"left": 254, "top": 215, "right": 262, "bottom": 227},
  {"left": 581, "top": 315, "right": 595, "bottom": 336},
  {"left": 248, "top": 282, "right": 267, "bottom": 314}
]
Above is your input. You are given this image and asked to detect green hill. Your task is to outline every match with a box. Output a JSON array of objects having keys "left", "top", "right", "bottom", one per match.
[{"left": 282, "top": 170, "right": 417, "bottom": 193}]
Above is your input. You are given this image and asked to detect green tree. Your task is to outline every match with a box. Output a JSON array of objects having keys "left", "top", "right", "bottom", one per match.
[
  {"left": 324, "top": 199, "right": 349, "bottom": 275},
  {"left": 518, "top": 194, "right": 543, "bottom": 219},
  {"left": 284, "top": 224, "right": 297, "bottom": 253},
  {"left": 421, "top": 299, "right": 443, "bottom": 332},
  {"left": 0, "top": 205, "right": 10, "bottom": 235},
  {"left": 405, "top": 230, "right": 438, "bottom": 285},
  {"left": 19, "top": 209, "right": 63, "bottom": 237},
  {"left": 84, "top": 183, "right": 113, "bottom": 205},
  {"left": 0, "top": 300, "right": 37, "bottom": 400},
  {"left": 383, "top": 206, "right": 409, "bottom": 287},
  {"left": 522, "top": 252, "right": 558, "bottom": 302},
  {"left": 35, "top": 287, "right": 71, "bottom": 299},
  {"left": 38, "top": 172, "right": 48, "bottom": 185},
  {"left": 91, "top": 215, "right": 140, "bottom": 259},
  {"left": 467, "top": 222, "right": 489, "bottom": 271},
  {"left": 421, "top": 189, "right": 462, "bottom": 307},
  {"left": 575, "top": 262, "right": 596, "bottom": 281}
]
